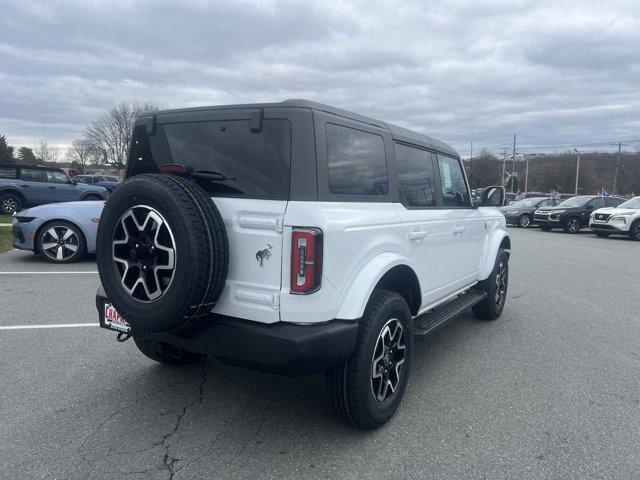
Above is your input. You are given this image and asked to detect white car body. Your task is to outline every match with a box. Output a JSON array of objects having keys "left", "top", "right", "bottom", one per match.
[
  {"left": 590, "top": 197, "right": 640, "bottom": 237},
  {"left": 210, "top": 197, "right": 508, "bottom": 325}
]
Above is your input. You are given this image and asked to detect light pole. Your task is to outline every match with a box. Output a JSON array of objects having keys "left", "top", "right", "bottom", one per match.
[
  {"left": 523, "top": 153, "right": 530, "bottom": 194},
  {"left": 573, "top": 148, "right": 580, "bottom": 195}
]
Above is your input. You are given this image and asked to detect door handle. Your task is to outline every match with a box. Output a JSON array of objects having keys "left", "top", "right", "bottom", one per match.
[
  {"left": 452, "top": 226, "right": 466, "bottom": 236},
  {"left": 408, "top": 230, "right": 428, "bottom": 241},
  {"left": 20, "top": 184, "right": 29, "bottom": 187}
]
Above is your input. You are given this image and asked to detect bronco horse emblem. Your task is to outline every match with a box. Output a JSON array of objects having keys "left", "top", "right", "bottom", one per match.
[{"left": 255, "top": 244, "right": 272, "bottom": 267}]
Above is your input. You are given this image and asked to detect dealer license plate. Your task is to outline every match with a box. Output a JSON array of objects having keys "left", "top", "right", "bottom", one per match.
[{"left": 102, "top": 302, "right": 131, "bottom": 333}]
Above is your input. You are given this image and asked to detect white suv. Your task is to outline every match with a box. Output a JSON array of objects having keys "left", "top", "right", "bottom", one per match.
[
  {"left": 95, "top": 100, "right": 510, "bottom": 429},
  {"left": 590, "top": 196, "right": 640, "bottom": 240}
]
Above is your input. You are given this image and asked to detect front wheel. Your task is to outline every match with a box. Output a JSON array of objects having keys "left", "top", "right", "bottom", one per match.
[
  {"left": 473, "top": 248, "right": 509, "bottom": 320},
  {"left": 325, "top": 290, "right": 413, "bottom": 430},
  {"left": 37, "top": 221, "right": 87, "bottom": 263},
  {"left": 517, "top": 214, "right": 531, "bottom": 228},
  {"left": 629, "top": 222, "right": 640, "bottom": 241},
  {"left": 563, "top": 217, "right": 581, "bottom": 234}
]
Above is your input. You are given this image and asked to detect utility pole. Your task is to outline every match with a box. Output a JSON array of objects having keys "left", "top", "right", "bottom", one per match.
[
  {"left": 524, "top": 154, "right": 530, "bottom": 193},
  {"left": 501, "top": 148, "right": 508, "bottom": 187},
  {"left": 469, "top": 141, "right": 473, "bottom": 186},
  {"left": 573, "top": 148, "right": 580, "bottom": 195},
  {"left": 511, "top": 133, "right": 516, "bottom": 193},
  {"left": 612, "top": 141, "right": 621, "bottom": 194}
]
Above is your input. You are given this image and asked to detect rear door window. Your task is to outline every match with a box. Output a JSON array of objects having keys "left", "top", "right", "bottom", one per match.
[
  {"left": 605, "top": 197, "right": 624, "bottom": 207},
  {"left": 436, "top": 154, "right": 470, "bottom": 207},
  {"left": 145, "top": 119, "right": 291, "bottom": 199},
  {"left": 395, "top": 143, "right": 437, "bottom": 207},
  {"left": 21, "top": 169, "right": 44, "bottom": 182},
  {"left": 326, "top": 123, "right": 388, "bottom": 196},
  {"left": 0, "top": 167, "right": 17, "bottom": 178},
  {"left": 589, "top": 197, "right": 605, "bottom": 208}
]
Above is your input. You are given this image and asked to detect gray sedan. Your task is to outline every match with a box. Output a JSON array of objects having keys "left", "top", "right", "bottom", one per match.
[{"left": 499, "top": 197, "right": 560, "bottom": 228}]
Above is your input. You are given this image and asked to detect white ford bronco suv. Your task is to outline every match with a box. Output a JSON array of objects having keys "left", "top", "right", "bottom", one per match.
[{"left": 96, "top": 100, "right": 510, "bottom": 429}]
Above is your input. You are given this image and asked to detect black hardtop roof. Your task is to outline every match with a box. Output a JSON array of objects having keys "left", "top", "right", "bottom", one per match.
[
  {"left": 0, "top": 162, "right": 63, "bottom": 171},
  {"left": 145, "top": 99, "right": 459, "bottom": 158}
]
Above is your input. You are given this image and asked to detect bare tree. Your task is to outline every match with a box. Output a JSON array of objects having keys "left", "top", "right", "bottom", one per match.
[
  {"left": 33, "top": 139, "right": 60, "bottom": 164},
  {"left": 83, "top": 102, "right": 159, "bottom": 168},
  {"left": 66, "top": 139, "right": 98, "bottom": 173}
]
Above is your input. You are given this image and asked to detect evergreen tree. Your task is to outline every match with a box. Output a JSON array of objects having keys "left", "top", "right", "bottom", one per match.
[
  {"left": 0, "top": 135, "right": 14, "bottom": 163},
  {"left": 17, "top": 146, "right": 37, "bottom": 165}
]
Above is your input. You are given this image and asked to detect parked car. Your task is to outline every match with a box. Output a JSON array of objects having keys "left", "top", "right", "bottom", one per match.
[
  {"left": 534, "top": 195, "right": 626, "bottom": 233},
  {"left": 12, "top": 201, "right": 104, "bottom": 263},
  {"left": 589, "top": 196, "right": 640, "bottom": 240},
  {"left": 0, "top": 163, "right": 108, "bottom": 215},
  {"left": 499, "top": 196, "right": 560, "bottom": 228},
  {"left": 61, "top": 167, "right": 79, "bottom": 179},
  {"left": 94, "top": 100, "right": 511, "bottom": 430},
  {"left": 75, "top": 174, "right": 121, "bottom": 192}
]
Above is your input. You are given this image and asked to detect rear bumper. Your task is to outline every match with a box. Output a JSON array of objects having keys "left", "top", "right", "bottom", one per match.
[{"left": 96, "top": 289, "right": 359, "bottom": 376}]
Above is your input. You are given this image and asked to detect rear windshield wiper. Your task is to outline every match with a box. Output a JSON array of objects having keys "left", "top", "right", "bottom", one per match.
[{"left": 191, "top": 170, "right": 237, "bottom": 182}]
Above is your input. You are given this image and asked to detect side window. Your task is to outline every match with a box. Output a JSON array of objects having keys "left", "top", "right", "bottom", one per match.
[
  {"left": 605, "top": 197, "right": 622, "bottom": 207},
  {"left": 539, "top": 199, "right": 552, "bottom": 207},
  {"left": 46, "top": 171, "right": 71, "bottom": 184},
  {"left": 0, "top": 167, "right": 17, "bottom": 178},
  {"left": 589, "top": 197, "right": 604, "bottom": 208},
  {"left": 21, "top": 169, "right": 44, "bottom": 182},
  {"left": 394, "top": 143, "right": 437, "bottom": 207},
  {"left": 436, "top": 154, "right": 470, "bottom": 207},
  {"left": 326, "top": 123, "right": 388, "bottom": 196}
]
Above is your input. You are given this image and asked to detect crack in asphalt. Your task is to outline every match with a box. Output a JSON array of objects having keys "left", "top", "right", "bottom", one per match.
[{"left": 160, "top": 359, "right": 208, "bottom": 480}]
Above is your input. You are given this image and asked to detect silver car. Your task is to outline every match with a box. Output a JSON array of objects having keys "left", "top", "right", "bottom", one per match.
[{"left": 12, "top": 201, "right": 104, "bottom": 263}]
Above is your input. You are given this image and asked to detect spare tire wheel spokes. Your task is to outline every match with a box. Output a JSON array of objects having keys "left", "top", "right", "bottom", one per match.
[{"left": 112, "top": 205, "right": 176, "bottom": 302}]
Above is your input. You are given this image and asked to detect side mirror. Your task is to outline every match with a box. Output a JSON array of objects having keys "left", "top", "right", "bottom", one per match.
[{"left": 479, "top": 186, "right": 505, "bottom": 207}]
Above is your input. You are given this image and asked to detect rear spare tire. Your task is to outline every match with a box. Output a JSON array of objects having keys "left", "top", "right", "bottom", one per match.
[{"left": 96, "top": 174, "right": 228, "bottom": 333}]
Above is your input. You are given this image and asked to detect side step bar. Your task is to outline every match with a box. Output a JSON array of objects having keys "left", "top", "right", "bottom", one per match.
[{"left": 413, "top": 289, "right": 487, "bottom": 337}]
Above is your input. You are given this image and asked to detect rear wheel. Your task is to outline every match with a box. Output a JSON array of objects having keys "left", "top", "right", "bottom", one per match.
[
  {"left": 37, "top": 221, "right": 86, "bottom": 263},
  {"left": 563, "top": 217, "right": 581, "bottom": 233},
  {"left": 517, "top": 214, "right": 531, "bottom": 228},
  {"left": 325, "top": 290, "right": 413, "bottom": 430},
  {"left": 0, "top": 192, "right": 22, "bottom": 215},
  {"left": 473, "top": 248, "right": 509, "bottom": 320},
  {"left": 133, "top": 337, "right": 204, "bottom": 365}
]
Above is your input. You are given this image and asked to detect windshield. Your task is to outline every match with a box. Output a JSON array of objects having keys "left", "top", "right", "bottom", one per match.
[
  {"left": 511, "top": 198, "right": 544, "bottom": 207},
  {"left": 558, "top": 196, "right": 592, "bottom": 207},
  {"left": 617, "top": 197, "right": 640, "bottom": 209}
]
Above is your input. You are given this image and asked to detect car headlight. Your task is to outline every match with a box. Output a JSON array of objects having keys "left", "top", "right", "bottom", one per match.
[
  {"left": 14, "top": 216, "right": 36, "bottom": 223},
  {"left": 553, "top": 210, "right": 565, "bottom": 214},
  {"left": 611, "top": 216, "right": 627, "bottom": 224}
]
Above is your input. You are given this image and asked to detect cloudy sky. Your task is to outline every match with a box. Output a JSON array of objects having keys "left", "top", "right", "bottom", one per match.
[{"left": 1, "top": 0, "right": 639, "bottom": 156}]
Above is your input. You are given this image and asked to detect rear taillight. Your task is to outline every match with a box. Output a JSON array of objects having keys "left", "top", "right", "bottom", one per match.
[
  {"left": 291, "top": 228, "right": 323, "bottom": 294},
  {"left": 160, "top": 164, "right": 187, "bottom": 174}
]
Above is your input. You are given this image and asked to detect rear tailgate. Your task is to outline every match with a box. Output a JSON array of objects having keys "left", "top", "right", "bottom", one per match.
[{"left": 211, "top": 197, "right": 286, "bottom": 323}]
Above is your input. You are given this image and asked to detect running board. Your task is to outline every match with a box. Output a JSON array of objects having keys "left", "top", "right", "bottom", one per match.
[{"left": 413, "top": 290, "right": 487, "bottom": 337}]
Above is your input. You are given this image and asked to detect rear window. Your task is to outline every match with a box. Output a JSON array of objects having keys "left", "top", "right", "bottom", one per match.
[
  {"left": 0, "top": 167, "right": 17, "bottom": 178},
  {"left": 135, "top": 119, "right": 291, "bottom": 199},
  {"left": 21, "top": 169, "right": 44, "bottom": 182}
]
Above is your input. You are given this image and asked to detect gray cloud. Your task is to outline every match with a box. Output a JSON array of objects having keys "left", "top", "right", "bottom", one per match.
[{"left": 0, "top": 0, "right": 638, "bottom": 154}]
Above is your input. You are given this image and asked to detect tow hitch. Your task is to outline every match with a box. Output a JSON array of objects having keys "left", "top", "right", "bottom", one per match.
[{"left": 116, "top": 332, "right": 131, "bottom": 342}]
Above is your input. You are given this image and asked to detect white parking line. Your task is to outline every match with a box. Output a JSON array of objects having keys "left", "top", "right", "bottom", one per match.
[
  {"left": 0, "top": 323, "right": 98, "bottom": 330},
  {"left": 0, "top": 271, "right": 98, "bottom": 275}
]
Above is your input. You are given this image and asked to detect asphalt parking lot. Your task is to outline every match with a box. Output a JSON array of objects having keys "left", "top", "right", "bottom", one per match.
[{"left": 1, "top": 228, "right": 639, "bottom": 480}]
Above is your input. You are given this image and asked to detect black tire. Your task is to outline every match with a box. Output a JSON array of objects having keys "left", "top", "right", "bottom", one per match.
[
  {"left": 133, "top": 336, "right": 204, "bottom": 365},
  {"left": 517, "top": 214, "right": 531, "bottom": 228},
  {"left": 0, "top": 192, "right": 22, "bottom": 215},
  {"left": 472, "top": 248, "right": 509, "bottom": 320},
  {"left": 37, "top": 220, "right": 87, "bottom": 263},
  {"left": 540, "top": 225, "right": 552, "bottom": 231},
  {"left": 595, "top": 232, "right": 610, "bottom": 238},
  {"left": 563, "top": 217, "right": 581, "bottom": 234},
  {"left": 325, "top": 290, "right": 413, "bottom": 430},
  {"left": 630, "top": 221, "right": 640, "bottom": 241},
  {"left": 83, "top": 194, "right": 103, "bottom": 201},
  {"left": 96, "top": 174, "right": 229, "bottom": 333}
]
